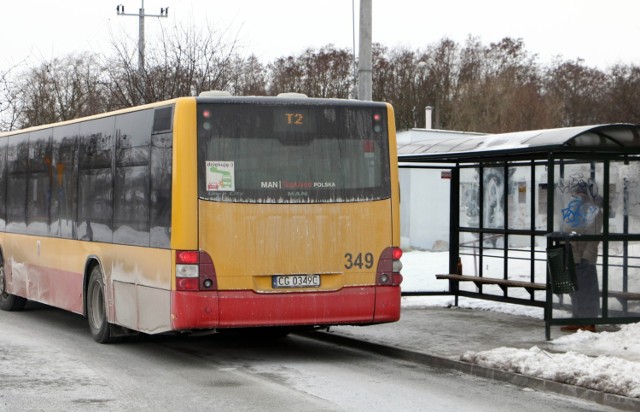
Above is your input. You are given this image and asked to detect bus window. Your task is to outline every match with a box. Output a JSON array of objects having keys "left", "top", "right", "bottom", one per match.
[
  {"left": 0, "top": 137, "right": 6, "bottom": 231},
  {"left": 50, "top": 125, "right": 79, "bottom": 239},
  {"left": 114, "top": 110, "right": 153, "bottom": 246},
  {"left": 78, "top": 117, "right": 115, "bottom": 243},
  {"left": 7, "top": 133, "right": 29, "bottom": 233},
  {"left": 26, "top": 128, "right": 53, "bottom": 236},
  {"left": 197, "top": 103, "right": 391, "bottom": 203}
]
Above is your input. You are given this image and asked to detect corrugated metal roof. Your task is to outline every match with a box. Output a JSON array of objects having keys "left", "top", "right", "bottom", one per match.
[{"left": 398, "top": 124, "right": 640, "bottom": 162}]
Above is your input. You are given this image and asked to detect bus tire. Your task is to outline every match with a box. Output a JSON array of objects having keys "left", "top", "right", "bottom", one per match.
[
  {"left": 87, "top": 265, "right": 114, "bottom": 343},
  {"left": 0, "top": 256, "right": 27, "bottom": 312}
]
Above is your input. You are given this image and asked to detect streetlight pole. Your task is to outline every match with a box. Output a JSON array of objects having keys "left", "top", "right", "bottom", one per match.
[
  {"left": 357, "top": 0, "right": 372, "bottom": 101},
  {"left": 116, "top": 1, "right": 169, "bottom": 103}
]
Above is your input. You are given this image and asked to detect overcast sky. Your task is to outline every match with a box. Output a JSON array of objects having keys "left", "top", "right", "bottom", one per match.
[{"left": 1, "top": 0, "right": 639, "bottom": 72}]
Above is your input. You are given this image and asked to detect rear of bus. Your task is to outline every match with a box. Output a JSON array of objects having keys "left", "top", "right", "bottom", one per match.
[{"left": 171, "top": 96, "right": 402, "bottom": 331}]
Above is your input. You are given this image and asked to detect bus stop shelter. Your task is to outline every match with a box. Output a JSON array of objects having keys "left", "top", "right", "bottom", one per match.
[{"left": 398, "top": 124, "right": 640, "bottom": 339}]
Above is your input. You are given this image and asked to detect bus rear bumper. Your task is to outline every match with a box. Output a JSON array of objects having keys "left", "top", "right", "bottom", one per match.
[{"left": 170, "top": 286, "right": 401, "bottom": 331}]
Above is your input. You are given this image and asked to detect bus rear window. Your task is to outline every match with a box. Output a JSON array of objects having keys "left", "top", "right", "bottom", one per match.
[{"left": 197, "top": 103, "right": 391, "bottom": 203}]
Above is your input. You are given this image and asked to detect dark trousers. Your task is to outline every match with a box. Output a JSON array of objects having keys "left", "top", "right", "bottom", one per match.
[{"left": 570, "top": 261, "right": 600, "bottom": 318}]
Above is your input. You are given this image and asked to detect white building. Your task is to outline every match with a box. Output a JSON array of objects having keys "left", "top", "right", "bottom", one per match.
[{"left": 397, "top": 128, "right": 485, "bottom": 251}]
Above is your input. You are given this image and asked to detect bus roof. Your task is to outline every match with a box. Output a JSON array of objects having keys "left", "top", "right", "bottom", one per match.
[
  {"left": 1, "top": 95, "right": 389, "bottom": 137},
  {"left": 0, "top": 97, "right": 183, "bottom": 138}
]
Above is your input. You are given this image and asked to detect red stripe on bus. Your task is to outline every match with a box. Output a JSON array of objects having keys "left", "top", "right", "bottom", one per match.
[
  {"left": 170, "top": 286, "right": 401, "bottom": 330},
  {"left": 24, "top": 264, "right": 84, "bottom": 314}
]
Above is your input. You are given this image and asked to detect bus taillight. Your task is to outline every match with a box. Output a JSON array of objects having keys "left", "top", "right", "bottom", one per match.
[
  {"left": 176, "top": 250, "right": 218, "bottom": 292},
  {"left": 375, "top": 247, "right": 403, "bottom": 286},
  {"left": 176, "top": 251, "right": 199, "bottom": 264}
]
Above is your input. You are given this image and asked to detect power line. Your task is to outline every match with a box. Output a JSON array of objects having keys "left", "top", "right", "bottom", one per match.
[{"left": 116, "top": 1, "right": 168, "bottom": 103}]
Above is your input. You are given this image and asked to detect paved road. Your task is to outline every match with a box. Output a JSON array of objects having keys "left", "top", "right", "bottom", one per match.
[{"left": 0, "top": 302, "right": 614, "bottom": 411}]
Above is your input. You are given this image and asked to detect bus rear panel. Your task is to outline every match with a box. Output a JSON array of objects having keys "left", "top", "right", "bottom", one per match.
[{"left": 170, "top": 97, "right": 402, "bottom": 330}]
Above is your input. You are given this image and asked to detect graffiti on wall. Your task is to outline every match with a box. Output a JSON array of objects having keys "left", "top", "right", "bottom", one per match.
[{"left": 557, "top": 173, "right": 601, "bottom": 230}]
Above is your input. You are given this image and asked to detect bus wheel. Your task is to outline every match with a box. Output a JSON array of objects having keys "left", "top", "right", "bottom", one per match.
[
  {"left": 87, "top": 266, "right": 114, "bottom": 343},
  {"left": 0, "top": 257, "right": 27, "bottom": 311}
]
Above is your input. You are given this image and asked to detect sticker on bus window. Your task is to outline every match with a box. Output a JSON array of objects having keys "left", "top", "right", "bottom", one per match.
[{"left": 206, "top": 161, "right": 235, "bottom": 191}]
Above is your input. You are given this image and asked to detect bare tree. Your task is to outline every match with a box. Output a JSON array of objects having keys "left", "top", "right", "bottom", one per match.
[
  {"left": 300, "top": 45, "right": 353, "bottom": 98},
  {"left": 267, "top": 45, "right": 353, "bottom": 98},
  {"left": 267, "top": 55, "right": 305, "bottom": 96},
  {"left": 446, "top": 37, "right": 549, "bottom": 132},
  {"left": 371, "top": 43, "right": 394, "bottom": 102},
  {"left": 227, "top": 55, "right": 267, "bottom": 96},
  {"left": 6, "top": 32, "right": 640, "bottom": 135},
  {"left": 17, "top": 53, "right": 107, "bottom": 128},
  {"left": 371, "top": 44, "right": 423, "bottom": 129},
  {"left": 0, "top": 63, "right": 26, "bottom": 131},
  {"left": 416, "top": 38, "right": 460, "bottom": 129},
  {"left": 544, "top": 59, "right": 608, "bottom": 127},
  {"left": 602, "top": 64, "right": 640, "bottom": 123},
  {"left": 105, "top": 22, "right": 239, "bottom": 107}
]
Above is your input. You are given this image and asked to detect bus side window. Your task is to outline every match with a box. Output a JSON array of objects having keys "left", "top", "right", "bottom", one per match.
[
  {"left": 150, "top": 106, "right": 173, "bottom": 248},
  {"left": 50, "top": 126, "right": 79, "bottom": 240},
  {"left": 0, "top": 138, "right": 8, "bottom": 231},
  {"left": 6, "top": 134, "right": 29, "bottom": 234},
  {"left": 150, "top": 131, "right": 172, "bottom": 248},
  {"left": 114, "top": 110, "right": 153, "bottom": 247},
  {"left": 26, "top": 128, "right": 53, "bottom": 236},
  {"left": 77, "top": 117, "right": 115, "bottom": 243}
]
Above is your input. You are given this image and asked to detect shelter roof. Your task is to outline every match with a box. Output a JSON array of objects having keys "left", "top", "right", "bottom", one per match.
[{"left": 398, "top": 124, "right": 640, "bottom": 163}]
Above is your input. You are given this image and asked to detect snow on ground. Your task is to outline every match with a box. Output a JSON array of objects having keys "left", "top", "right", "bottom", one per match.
[{"left": 400, "top": 250, "right": 640, "bottom": 398}]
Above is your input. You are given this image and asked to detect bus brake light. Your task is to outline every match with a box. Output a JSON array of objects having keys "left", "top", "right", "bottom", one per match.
[
  {"left": 375, "top": 247, "right": 403, "bottom": 286},
  {"left": 392, "top": 248, "right": 403, "bottom": 260},
  {"left": 176, "top": 251, "right": 199, "bottom": 264},
  {"left": 176, "top": 250, "right": 218, "bottom": 292}
]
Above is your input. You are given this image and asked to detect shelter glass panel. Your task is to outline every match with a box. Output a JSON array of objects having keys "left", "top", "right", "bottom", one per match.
[
  {"left": 553, "top": 161, "right": 605, "bottom": 236},
  {"left": 534, "top": 236, "right": 548, "bottom": 284},
  {"left": 459, "top": 167, "right": 479, "bottom": 228},
  {"left": 535, "top": 165, "right": 548, "bottom": 230},
  {"left": 483, "top": 166, "right": 505, "bottom": 230},
  {"left": 507, "top": 235, "right": 533, "bottom": 280},
  {"left": 483, "top": 232, "right": 504, "bottom": 250},
  {"left": 482, "top": 235, "right": 505, "bottom": 278},
  {"left": 607, "top": 241, "right": 640, "bottom": 318},
  {"left": 551, "top": 238, "right": 603, "bottom": 320},
  {"left": 400, "top": 167, "right": 450, "bottom": 251},
  {"left": 508, "top": 166, "right": 531, "bottom": 231},
  {"left": 608, "top": 161, "right": 640, "bottom": 235},
  {"left": 458, "top": 239, "right": 478, "bottom": 276}
]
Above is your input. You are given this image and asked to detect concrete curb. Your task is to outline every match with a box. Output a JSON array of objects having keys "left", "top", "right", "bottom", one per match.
[{"left": 302, "top": 330, "right": 640, "bottom": 411}]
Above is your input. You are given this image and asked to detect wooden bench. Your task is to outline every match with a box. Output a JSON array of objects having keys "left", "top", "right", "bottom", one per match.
[
  {"left": 437, "top": 274, "right": 640, "bottom": 305},
  {"left": 435, "top": 274, "right": 546, "bottom": 307},
  {"left": 436, "top": 274, "right": 546, "bottom": 294},
  {"left": 604, "top": 291, "right": 640, "bottom": 307}
]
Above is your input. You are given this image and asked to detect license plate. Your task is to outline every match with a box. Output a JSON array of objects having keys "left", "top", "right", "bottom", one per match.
[{"left": 272, "top": 274, "right": 321, "bottom": 288}]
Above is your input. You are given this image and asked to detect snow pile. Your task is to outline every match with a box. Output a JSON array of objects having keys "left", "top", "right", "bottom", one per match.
[
  {"left": 552, "top": 322, "right": 640, "bottom": 361},
  {"left": 402, "top": 250, "right": 640, "bottom": 399},
  {"left": 460, "top": 339, "right": 640, "bottom": 398}
]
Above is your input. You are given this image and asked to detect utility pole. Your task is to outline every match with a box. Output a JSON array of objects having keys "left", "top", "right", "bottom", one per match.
[
  {"left": 116, "top": 1, "right": 169, "bottom": 103},
  {"left": 357, "top": 0, "right": 372, "bottom": 101}
]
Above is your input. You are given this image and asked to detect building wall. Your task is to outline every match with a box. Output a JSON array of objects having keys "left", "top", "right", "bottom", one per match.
[{"left": 398, "top": 129, "right": 483, "bottom": 251}]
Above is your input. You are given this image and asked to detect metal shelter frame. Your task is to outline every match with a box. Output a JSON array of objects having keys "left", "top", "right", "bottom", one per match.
[{"left": 399, "top": 124, "right": 640, "bottom": 339}]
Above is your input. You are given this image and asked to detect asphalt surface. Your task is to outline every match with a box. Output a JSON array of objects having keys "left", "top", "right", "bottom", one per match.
[{"left": 317, "top": 306, "right": 640, "bottom": 411}]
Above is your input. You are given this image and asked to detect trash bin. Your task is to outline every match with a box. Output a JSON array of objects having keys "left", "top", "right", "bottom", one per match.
[{"left": 547, "top": 243, "right": 578, "bottom": 294}]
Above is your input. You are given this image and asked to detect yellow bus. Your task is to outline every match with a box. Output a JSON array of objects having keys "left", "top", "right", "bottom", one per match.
[{"left": 0, "top": 93, "right": 402, "bottom": 342}]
